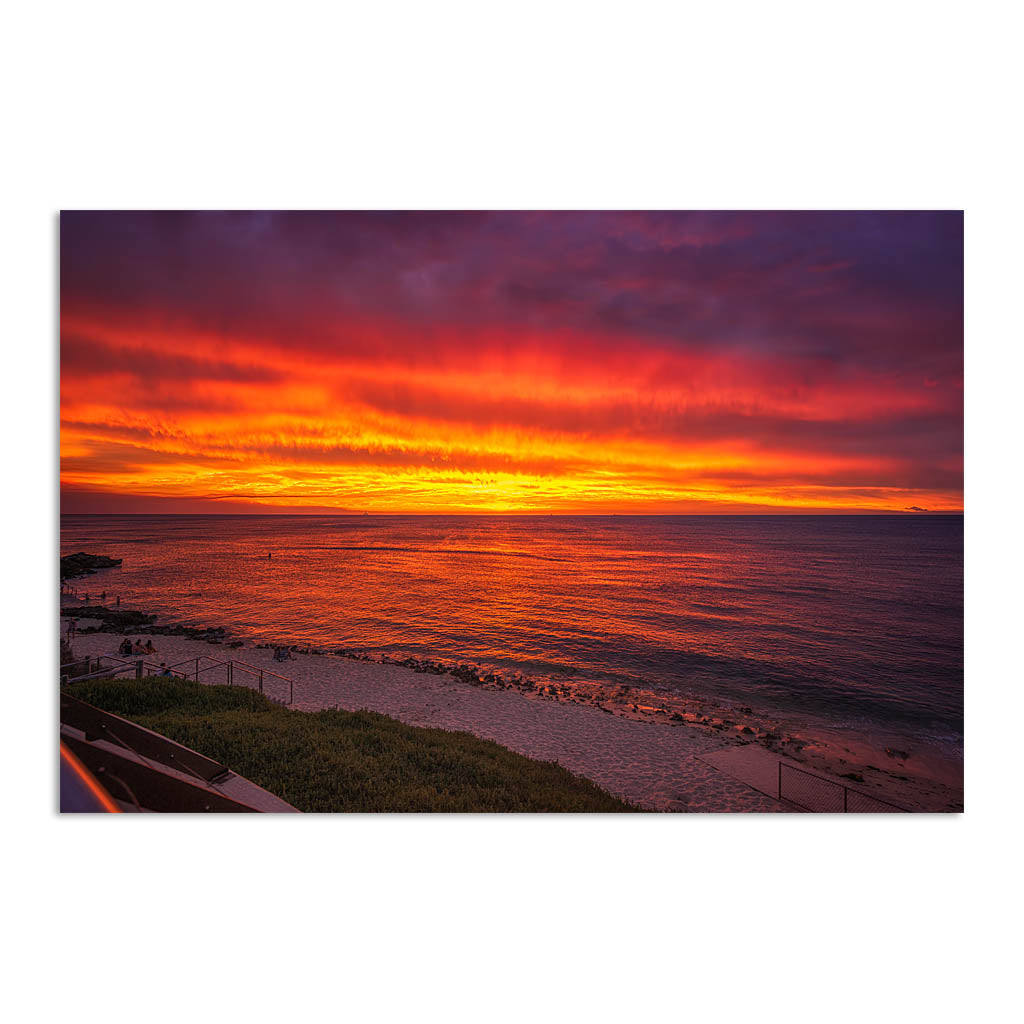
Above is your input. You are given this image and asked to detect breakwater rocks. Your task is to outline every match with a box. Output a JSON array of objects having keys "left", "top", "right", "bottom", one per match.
[
  {"left": 61, "top": 605, "right": 153, "bottom": 629},
  {"left": 60, "top": 552, "right": 122, "bottom": 581},
  {"left": 323, "top": 648, "right": 780, "bottom": 738},
  {"left": 60, "top": 604, "right": 227, "bottom": 642},
  {"left": 63, "top": 606, "right": 810, "bottom": 763},
  {"left": 353, "top": 653, "right": 812, "bottom": 756},
  {"left": 331, "top": 649, "right": 535, "bottom": 690}
]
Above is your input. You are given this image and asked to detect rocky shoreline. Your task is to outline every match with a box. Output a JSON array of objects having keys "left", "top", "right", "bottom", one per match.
[
  {"left": 61, "top": 603, "right": 229, "bottom": 643},
  {"left": 57, "top": 554, "right": 962, "bottom": 810},
  {"left": 61, "top": 599, "right": 808, "bottom": 748},
  {"left": 60, "top": 594, "right": 962, "bottom": 810},
  {"left": 60, "top": 552, "right": 122, "bottom": 582}
]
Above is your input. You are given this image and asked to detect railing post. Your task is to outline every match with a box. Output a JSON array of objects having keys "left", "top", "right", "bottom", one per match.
[
  {"left": 195, "top": 657, "right": 199, "bottom": 682},
  {"left": 228, "top": 661, "right": 233, "bottom": 686},
  {"left": 777, "top": 760, "right": 782, "bottom": 800},
  {"left": 843, "top": 787, "right": 848, "bottom": 813},
  {"left": 136, "top": 659, "right": 143, "bottom": 680},
  {"left": 290, "top": 678, "right": 293, "bottom": 705},
  {"left": 259, "top": 670, "right": 263, "bottom": 694}
]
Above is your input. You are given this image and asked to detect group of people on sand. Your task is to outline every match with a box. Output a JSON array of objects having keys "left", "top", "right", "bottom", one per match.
[
  {"left": 117, "top": 636, "right": 175, "bottom": 676},
  {"left": 118, "top": 637, "right": 156, "bottom": 658}
]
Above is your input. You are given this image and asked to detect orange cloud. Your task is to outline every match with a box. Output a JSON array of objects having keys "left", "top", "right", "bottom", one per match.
[
  {"left": 60, "top": 315, "right": 962, "bottom": 514},
  {"left": 59, "top": 212, "right": 963, "bottom": 514}
]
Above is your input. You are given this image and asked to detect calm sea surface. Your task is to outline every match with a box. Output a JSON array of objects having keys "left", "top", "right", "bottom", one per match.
[{"left": 60, "top": 515, "right": 963, "bottom": 753}]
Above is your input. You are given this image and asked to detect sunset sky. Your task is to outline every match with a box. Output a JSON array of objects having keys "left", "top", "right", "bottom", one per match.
[{"left": 60, "top": 211, "right": 963, "bottom": 514}]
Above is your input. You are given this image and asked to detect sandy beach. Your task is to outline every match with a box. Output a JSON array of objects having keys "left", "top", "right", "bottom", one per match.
[{"left": 65, "top": 617, "right": 961, "bottom": 812}]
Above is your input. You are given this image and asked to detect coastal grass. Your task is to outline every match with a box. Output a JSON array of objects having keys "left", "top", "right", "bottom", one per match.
[{"left": 63, "top": 676, "right": 639, "bottom": 813}]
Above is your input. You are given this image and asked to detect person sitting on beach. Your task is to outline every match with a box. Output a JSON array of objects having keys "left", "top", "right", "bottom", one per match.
[
  {"left": 144, "top": 639, "right": 155, "bottom": 654},
  {"left": 133, "top": 640, "right": 144, "bottom": 656},
  {"left": 119, "top": 638, "right": 132, "bottom": 657},
  {"left": 158, "top": 663, "right": 172, "bottom": 677}
]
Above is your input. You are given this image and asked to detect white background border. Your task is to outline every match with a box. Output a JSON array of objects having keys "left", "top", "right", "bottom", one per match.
[{"left": 5, "top": 2, "right": 1019, "bottom": 1022}]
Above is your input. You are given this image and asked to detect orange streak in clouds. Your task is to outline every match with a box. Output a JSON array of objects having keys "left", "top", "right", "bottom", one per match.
[{"left": 60, "top": 313, "right": 964, "bottom": 513}]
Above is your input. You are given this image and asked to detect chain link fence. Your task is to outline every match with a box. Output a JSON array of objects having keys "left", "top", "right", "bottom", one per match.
[{"left": 778, "top": 762, "right": 906, "bottom": 813}]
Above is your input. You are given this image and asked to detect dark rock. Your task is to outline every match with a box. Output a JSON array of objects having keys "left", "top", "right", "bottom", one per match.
[
  {"left": 60, "top": 552, "right": 122, "bottom": 581},
  {"left": 61, "top": 605, "right": 154, "bottom": 629}
]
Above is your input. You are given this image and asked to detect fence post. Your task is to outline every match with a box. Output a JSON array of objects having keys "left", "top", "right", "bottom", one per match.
[
  {"left": 843, "top": 787, "right": 848, "bottom": 813},
  {"left": 228, "top": 661, "right": 233, "bottom": 686},
  {"left": 259, "top": 670, "right": 263, "bottom": 694},
  {"left": 290, "top": 678, "right": 294, "bottom": 705},
  {"left": 136, "top": 659, "right": 143, "bottom": 680},
  {"left": 777, "top": 760, "right": 782, "bottom": 800},
  {"left": 195, "top": 657, "right": 199, "bottom": 682}
]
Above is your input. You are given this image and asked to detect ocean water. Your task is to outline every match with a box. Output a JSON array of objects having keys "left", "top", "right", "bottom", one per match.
[{"left": 60, "top": 514, "right": 963, "bottom": 758}]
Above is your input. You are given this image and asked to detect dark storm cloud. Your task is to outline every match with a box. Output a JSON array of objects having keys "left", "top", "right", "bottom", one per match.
[{"left": 60, "top": 210, "right": 963, "bottom": 370}]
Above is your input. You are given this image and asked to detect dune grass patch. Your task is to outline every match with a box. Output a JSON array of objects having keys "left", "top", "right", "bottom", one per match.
[{"left": 64, "top": 676, "right": 638, "bottom": 813}]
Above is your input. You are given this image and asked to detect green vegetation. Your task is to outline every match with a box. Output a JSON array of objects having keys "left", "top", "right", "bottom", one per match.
[{"left": 63, "top": 676, "right": 639, "bottom": 813}]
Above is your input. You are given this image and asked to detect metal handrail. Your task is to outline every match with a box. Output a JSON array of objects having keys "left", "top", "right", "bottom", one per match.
[
  {"left": 187, "top": 654, "right": 295, "bottom": 702},
  {"left": 226, "top": 658, "right": 294, "bottom": 704},
  {"left": 228, "top": 657, "right": 295, "bottom": 684},
  {"left": 62, "top": 653, "right": 192, "bottom": 685},
  {"left": 61, "top": 648, "right": 297, "bottom": 705},
  {"left": 62, "top": 663, "right": 137, "bottom": 684}
]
